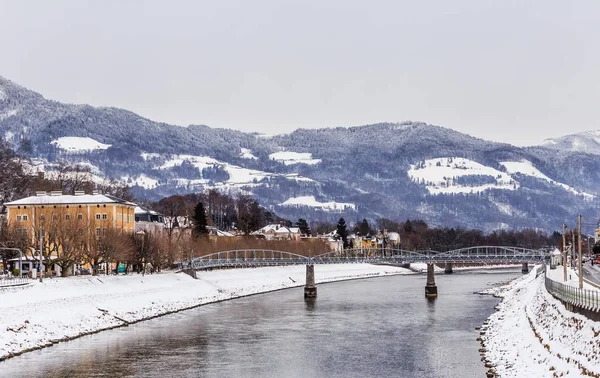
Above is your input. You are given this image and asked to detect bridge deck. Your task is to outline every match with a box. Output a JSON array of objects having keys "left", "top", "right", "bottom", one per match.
[{"left": 188, "top": 246, "right": 549, "bottom": 270}]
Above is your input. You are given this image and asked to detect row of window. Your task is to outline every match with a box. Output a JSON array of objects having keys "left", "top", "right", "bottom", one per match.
[{"left": 15, "top": 213, "right": 133, "bottom": 223}]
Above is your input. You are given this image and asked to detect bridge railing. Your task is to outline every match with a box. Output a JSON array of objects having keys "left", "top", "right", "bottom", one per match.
[
  {"left": 188, "top": 246, "right": 551, "bottom": 270},
  {"left": 545, "top": 274, "right": 600, "bottom": 313}
]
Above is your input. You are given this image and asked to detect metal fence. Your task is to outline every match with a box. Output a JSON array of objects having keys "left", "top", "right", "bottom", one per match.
[
  {"left": 0, "top": 277, "right": 30, "bottom": 288},
  {"left": 545, "top": 274, "right": 600, "bottom": 310}
]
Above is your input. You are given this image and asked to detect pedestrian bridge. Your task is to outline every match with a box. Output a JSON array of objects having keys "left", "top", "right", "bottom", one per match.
[{"left": 187, "top": 246, "right": 550, "bottom": 270}]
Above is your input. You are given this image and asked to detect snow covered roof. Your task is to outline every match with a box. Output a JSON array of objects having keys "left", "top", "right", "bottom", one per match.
[
  {"left": 134, "top": 205, "right": 161, "bottom": 215},
  {"left": 5, "top": 193, "right": 136, "bottom": 207},
  {"left": 387, "top": 232, "right": 400, "bottom": 241},
  {"left": 251, "top": 224, "right": 301, "bottom": 235},
  {"left": 207, "top": 226, "right": 234, "bottom": 237}
]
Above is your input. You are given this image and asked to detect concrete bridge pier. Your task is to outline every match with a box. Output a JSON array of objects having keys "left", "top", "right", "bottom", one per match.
[
  {"left": 522, "top": 263, "right": 529, "bottom": 274},
  {"left": 425, "top": 263, "right": 438, "bottom": 298},
  {"left": 444, "top": 262, "right": 453, "bottom": 274},
  {"left": 304, "top": 264, "right": 317, "bottom": 298}
]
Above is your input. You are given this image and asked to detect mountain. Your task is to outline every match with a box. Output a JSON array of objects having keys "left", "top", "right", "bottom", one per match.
[
  {"left": 1, "top": 75, "right": 599, "bottom": 233},
  {"left": 542, "top": 131, "right": 600, "bottom": 155}
]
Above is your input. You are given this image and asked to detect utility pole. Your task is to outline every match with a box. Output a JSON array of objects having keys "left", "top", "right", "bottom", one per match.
[
  {"left": 578, "top": 215, "right": 583, "bottom": 289},
  {"left": 563, "top": 223, "right": 567, "bottom": 282},
  {"left": 572, "top": 231, "right": 576, "bottom": 268}
]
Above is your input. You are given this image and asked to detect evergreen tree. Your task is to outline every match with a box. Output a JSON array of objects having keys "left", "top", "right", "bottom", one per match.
[
  {"left": 193, "top": 202, "right": 208, "bottom": 236},
  {"left": 358, "top": 218, "right": 370, "bottom": 236},
  {"left": 336, "top": 217, "right": 349, "bottom": 248},
  {"left": 296, "top": 218, "right": 311, "bottom": 236}
]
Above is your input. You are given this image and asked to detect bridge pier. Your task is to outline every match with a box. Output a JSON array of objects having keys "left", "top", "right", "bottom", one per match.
[
  {"left": 304, "top": 264, "right": 317, "bottom": 298},
  {"left": 425, "top": 263, "right": 438, "bottom": 298},
  {"left": 444, "top": 262, "right": 453, "bottom": 274},
  {"left": 522, "top": 263, "right": 529, "bottom": 274}
]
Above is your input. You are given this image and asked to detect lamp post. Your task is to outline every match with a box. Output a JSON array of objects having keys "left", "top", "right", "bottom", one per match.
[{"left": 38, "top": 228, "right": 43, "bottom": 282}]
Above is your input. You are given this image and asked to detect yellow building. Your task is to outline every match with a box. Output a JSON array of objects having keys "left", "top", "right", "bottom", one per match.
[{"left": 5, "top": 190, "right": 136, "bottom": 240}]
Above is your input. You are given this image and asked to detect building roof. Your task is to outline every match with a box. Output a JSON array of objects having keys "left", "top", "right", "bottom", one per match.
[
  {"left": 207, "top": 226, "right": 234, "bottom": 237},
  {"left": 251, "top": 224, "right": 301, "bottom": 235},
  {"left": 5, "top": 193, "right": 137, "bottom": 207},
  {"left": 134, "top": 205, "right": 162, "bottom": 216}
]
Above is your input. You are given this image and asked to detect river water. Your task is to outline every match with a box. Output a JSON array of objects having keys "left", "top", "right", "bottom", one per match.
[{"left": 2, "top": 269, "right": 520, "bottom": 378}]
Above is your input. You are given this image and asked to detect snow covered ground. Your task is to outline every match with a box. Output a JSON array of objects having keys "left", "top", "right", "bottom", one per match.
[
  {"left": 51, "top": 137, "right": 112, "bottom": 152},
  {"left": 407, "top": 157, "right": 516, "bottom": 195},
  {"left": 268, "top": 151, "right": 321, "bottom": 165},
  {"left": 279, "top": 195, "right": 356, "bottom": 211},
  {"left": 481, "top": 266, "right": 600, "bottom": 377},
  {"left": 0, "top": 264, "right": 411, "bottom": 361}
]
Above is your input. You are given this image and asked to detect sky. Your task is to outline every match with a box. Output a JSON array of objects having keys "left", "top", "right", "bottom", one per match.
[{"left": 0, "top": 0, "right": 599, "bottom": 146}]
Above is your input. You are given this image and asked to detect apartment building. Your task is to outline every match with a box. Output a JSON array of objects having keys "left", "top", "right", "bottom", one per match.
[{"left": 5, "top": 190, "right": 137, "bottom": 239}]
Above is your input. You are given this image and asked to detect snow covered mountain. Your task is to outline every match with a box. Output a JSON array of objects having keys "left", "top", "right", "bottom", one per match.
[
  {"left": 542, "top": 131, "right": 600, "bottom": 155},
  {"left": 1, "top": 75, "right": 599, "bottom": 232}
]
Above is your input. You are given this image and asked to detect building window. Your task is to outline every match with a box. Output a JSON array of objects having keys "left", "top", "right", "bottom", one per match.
[
  {"left": 40, "top": 215, "right": 45, "bottom": 221},
  {"left": 95, "top": 214, "right": 101, "bottom": 220},
  {"left": 65, "top": 214, "right": 71, "bottom": 221},
  {"left": 18, "top": 215, "right": 28, "bottom": 221},
  {"left": 95, "top": 228, "right": 101, "bottom": 237},
  {"left": 77, "top": 214, "right": 83, "bottom": 220},
  {"left": 102, "top": 213, "right": 108, "bottom": 220},
  {"left": 102, "top": 228, "right": 107, "bottom": 236},
  {"left": 77, "top": 228, "right": 83, "bottom": 235},
  {"left": 16, "top": 215, "right": 21, "bottom": 221},
  {"left": 52, "top": 214, "right": 58, "bottom": 221},
  {"left": 18, "top": 228, "right": 27, "bottom": 236}
]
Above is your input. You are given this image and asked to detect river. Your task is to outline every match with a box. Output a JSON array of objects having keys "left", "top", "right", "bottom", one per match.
[{"left": 2, "top": 269, "right": 520, "bottom": 378}]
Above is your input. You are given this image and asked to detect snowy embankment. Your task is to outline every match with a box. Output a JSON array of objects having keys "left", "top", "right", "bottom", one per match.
[
  {"left": 0, "top": 264, "right": 411, "bottom": 361},
  {"left": 481, "top": 268, "right": 600, "bottom": 377}
]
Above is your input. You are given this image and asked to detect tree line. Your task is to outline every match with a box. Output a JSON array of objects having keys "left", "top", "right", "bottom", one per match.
[{"left": 329, "top": 217, "right": 563, "bottom": 251}]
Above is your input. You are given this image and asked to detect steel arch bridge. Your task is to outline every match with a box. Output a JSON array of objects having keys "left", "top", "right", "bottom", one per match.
[{"left": 187, "top": 246, "right": 550, "bottom": 270}]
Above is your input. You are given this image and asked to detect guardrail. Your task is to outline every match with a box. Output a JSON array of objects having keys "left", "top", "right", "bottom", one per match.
[
  {"left": 0, "top": 277, "right": 30, "bottom": 288},
  {"left": 535, "top": 265, "right": 545, "bottom": 277},
  {"left": 544, "top": 272, "right": 600, "bottom": 321}
]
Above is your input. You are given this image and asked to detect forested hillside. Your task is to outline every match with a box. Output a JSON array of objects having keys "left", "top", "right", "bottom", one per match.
[{"left": 1, "top": 75, "right": 599, "bottom": 233}]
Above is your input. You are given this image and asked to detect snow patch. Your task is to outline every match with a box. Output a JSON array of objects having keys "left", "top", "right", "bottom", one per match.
[
  {"left": 269, "top": 151, "right": 321, "bottom": 165},
  {"left": 500, "top": 160, "right": 594, "bottom": 199},
  {"left": 408, "top": 157, "right": 517, "bottom": 195},
  {"left": 51, "top": 137, "right": 112, "bottom": 152},
  {"left": 279, "top": 195, "right": 355, "bottom": 211},
  {"left": 0, "top": 109, "right": 18, "bottom": 122},
  {"left": 149, "top": 153, "right": 316, "bottom": 188},
  {"left": 239, "top": 148, "right": 257, "bottom": 160},
  {"left": 122, "top": 174, "right": 159, "bottom": 189}
]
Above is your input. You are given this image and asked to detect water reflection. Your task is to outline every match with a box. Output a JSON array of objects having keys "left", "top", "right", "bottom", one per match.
[{"left": 1, "top": 270, "right": 521, "bottom": 378}]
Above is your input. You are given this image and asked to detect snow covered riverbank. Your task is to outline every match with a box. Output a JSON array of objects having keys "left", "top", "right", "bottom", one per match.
[
  {"left": 481, "top": 268, "right": 600, "bottom": 377},
  {"left": 0, "top": 264, "right": 412, "bottom": 361}
]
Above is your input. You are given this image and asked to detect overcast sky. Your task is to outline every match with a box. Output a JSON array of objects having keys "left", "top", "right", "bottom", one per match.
[{"left": 1, "top": 1, "right": 598, "bottom": 146}]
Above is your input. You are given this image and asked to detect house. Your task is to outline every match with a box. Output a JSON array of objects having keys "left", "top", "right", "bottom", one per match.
[
  {"left": 251, "top": 224, "right": 302, "bottom": 241},
  {"left": 134, "top": 205, "right": 165, "bottom": 234},
  {"left": 207, "top": 226, "right": 235, "bottom": 237}
]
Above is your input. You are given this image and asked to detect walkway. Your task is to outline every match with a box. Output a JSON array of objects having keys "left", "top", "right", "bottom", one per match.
[
  {"left": 546, "top": 264, "right": 599, "bottom": 291},
  {"left": 582, "top": 263, "right": 600, "bottom": 287}
]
